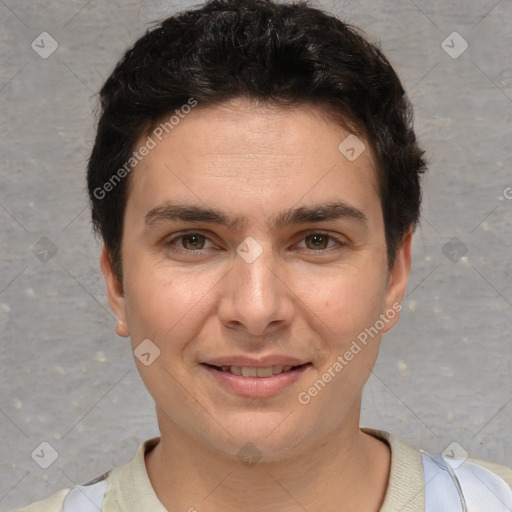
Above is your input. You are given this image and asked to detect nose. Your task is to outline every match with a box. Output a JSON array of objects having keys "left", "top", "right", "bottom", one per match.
[{"left": 216, "top": 238, "right": 295, "bottom": 337}]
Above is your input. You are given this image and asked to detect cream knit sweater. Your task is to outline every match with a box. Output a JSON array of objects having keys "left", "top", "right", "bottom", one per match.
[{"left": 16, "top": 428, "right": 512, "bottom": 512}]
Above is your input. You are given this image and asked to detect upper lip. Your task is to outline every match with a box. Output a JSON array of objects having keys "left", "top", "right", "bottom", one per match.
[{"left": 202, "top": 356, "right": 310, "bottom": 368}]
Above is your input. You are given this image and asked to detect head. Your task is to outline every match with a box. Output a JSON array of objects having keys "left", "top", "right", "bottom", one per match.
[{"left": 90, "top": 0, "right": 426, "bottom": 459}]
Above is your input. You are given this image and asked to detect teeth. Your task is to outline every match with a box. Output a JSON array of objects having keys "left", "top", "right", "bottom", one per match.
[
  {"left": 241, "top": 367, "right": 257, "bottom": 377},
  {"left": 230, "top": 366, "right": 242, "bottom": 376},
  {"left": 218, "top": 365, "right": 299, "bottom": 377},
  {"left": 256, "top": 367, "right": 273, "bottom": 377}
]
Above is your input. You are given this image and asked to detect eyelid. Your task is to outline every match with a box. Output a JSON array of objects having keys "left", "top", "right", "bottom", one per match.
[
  {"left": 294, "top": 230, "right": 348, "bottom": 249},
  {"left": 165, "top": 230, "right": 217, "bottom": 251},
  {"left": 165, "top": 229, "right": 348, "bottom": 254}
]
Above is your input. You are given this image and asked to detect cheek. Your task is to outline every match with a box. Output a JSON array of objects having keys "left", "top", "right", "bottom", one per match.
[
  {"left": 302, "top": 263, "right": 388, "bottom": 338},
  {"left": 302, "top": 264, "right": 389, "bottom": 392},
  {"left": 122, "top": 266, "right": 217, "bottom": 346},
  {"left": 121, "top": 270, "right": 213, "bottom": 399}
]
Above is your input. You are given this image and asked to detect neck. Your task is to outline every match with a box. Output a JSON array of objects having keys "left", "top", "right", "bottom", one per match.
[{"left": 145, "top": 412, "right": 390, "bottom": 512}]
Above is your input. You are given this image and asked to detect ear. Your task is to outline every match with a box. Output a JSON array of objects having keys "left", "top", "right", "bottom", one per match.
[
  {"left": 100, "top": 245, "right": 130, "bottom": 337},
  {"left": 381, "top": 227, "right": 413, "bottom": 333}
]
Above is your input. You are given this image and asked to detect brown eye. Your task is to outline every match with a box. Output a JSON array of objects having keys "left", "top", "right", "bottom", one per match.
[
  {"left": 180, "top": 234, "right": 206, "bottom": 250},
  {"left": 304, "top": 233, "right": 331, "bottom": 250}
]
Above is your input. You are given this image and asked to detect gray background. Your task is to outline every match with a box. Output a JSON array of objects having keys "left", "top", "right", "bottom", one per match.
[{"left": 1, "top": 0, "right": 511, "bottom": 509}]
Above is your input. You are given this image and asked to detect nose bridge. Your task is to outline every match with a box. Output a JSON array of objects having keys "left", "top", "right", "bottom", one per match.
[
  {"left": 218, "top": 235, "right": 293, "bottom": 334},
  {"left": 239, "top": 236, "right": 276, "bottom": 294}
]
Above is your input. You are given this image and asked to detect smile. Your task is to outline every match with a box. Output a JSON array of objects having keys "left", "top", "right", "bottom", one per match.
[
  {"left": 201, "top": 363, "right": 312, "bottom": 397},
  {"left": 209, "top": 364, "right": 301, "bottom": 377}
]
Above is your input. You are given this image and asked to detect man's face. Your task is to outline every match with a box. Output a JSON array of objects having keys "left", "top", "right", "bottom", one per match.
[{"left": 102, "top": 99, "right": 411, "bottom": 459}]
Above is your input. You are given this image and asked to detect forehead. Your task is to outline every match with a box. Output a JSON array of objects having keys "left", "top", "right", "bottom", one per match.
[{"left": 126, "top": 100, "right": 381, "bottom": 224}]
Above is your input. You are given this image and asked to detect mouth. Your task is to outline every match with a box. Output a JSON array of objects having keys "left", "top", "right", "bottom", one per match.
[
  {"left": 202, "top": 362, "right": 311, "bottom": 377},
  {"left": 200, "top": 362, "right": 312, "bottom": 397}
]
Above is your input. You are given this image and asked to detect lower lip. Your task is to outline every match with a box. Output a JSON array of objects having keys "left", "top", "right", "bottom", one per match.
[{"left": 201, "top": 364, "right": 312, "bottom": 397}]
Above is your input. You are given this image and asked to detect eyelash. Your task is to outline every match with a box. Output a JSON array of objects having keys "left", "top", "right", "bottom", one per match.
[{"left": 164, "top": 231, "right": 347, "bottom": 255}]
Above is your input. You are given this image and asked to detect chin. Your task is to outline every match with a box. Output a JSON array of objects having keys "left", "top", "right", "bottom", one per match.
[{"left": 204, "top": 413, "right": 308, "bottom": 461}]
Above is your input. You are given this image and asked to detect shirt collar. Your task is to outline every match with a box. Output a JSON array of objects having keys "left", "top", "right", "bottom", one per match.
[{"left": 362, "top": 428, "right": 425, "bottom": 512}]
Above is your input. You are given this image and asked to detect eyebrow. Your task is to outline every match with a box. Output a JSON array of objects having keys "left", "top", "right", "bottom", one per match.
[{"left": 144, "top": 201, "right": 367, "bottom": 231}]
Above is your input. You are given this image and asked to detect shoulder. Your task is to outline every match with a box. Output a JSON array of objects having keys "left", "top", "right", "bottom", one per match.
[
  {"left": 368, "top": 428, "right": 512, "bottom": 488},
  {"left": 11, "top": 437, "right": 158, "bottom": 512},
  {"left": 469, "top": 457, "right": 512, "bottom": 487},
  {"left": 13, "top": 470, "right": 110, "bottom": 512},
  {"left": 420, "top": 450, "right": 512, "bottom": 510},
  {"left": 13, "top": 488, "right": 70, "bottom": 512},
  {"left": 363, "top": 428, "right": 512, "bottom": 512}
]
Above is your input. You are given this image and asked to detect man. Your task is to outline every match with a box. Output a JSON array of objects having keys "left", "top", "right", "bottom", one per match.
[{"left": 17, "top": 0, "right": 512, "bottom": 510}]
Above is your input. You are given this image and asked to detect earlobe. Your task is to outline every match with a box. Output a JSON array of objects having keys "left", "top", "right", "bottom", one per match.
[
  {"left": 115, "top": 320, "right": 130, "bottom": 337},
  {"left": 100, "top": 245, "right": 130, "bottom": 338},
  {"left": 381, "top": 228, "right": 413, "bottom": 333}
]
